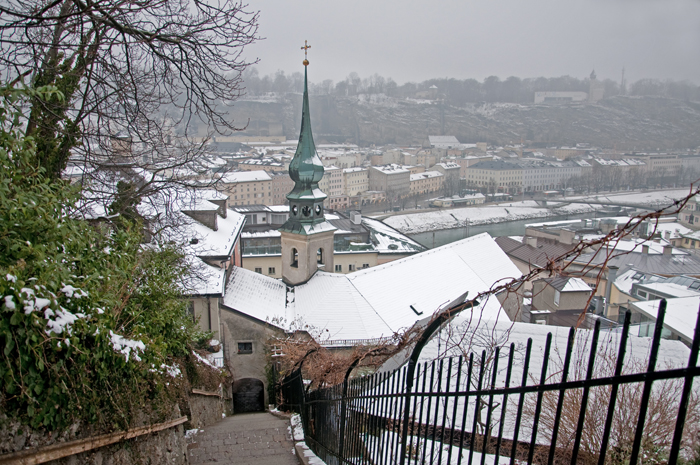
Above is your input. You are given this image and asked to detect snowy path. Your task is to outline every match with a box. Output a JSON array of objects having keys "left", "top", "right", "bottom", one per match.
[{"left": 186, "top": 412, "right": 298, "bottom": 465}]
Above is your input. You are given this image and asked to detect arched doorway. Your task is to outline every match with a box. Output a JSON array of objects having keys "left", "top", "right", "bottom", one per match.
[{"left": 232, "top": 378, "right": 265, "bottom": 413}]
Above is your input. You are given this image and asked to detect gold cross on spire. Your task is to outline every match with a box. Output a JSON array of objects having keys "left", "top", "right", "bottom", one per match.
[{"left": 301, "top": 40, "right": 310, "bottom": 66}]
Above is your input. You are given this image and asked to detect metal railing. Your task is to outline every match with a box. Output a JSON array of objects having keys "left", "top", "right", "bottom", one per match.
[{"left": 277, "top": 300, "right": 700, "bottom": 464}]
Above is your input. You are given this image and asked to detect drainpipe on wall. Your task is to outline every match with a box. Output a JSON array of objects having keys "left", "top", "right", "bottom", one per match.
[
  {"left": 604, "top": 265, "right": 619, "bottom": 318},
  {"left": 207, "top": 297, "right": 212, "bottom": 332}
]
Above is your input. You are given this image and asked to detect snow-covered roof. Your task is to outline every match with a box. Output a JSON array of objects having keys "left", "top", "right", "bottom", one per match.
[
  {"left": 561, "top": 277, "right": 592, "bottom": 292},
  {"left": 638, "top": 282, "right": 700, "bottom": 299},
  {"left": 410, "top": 171, "right": 443, "bottom": 181},
  {"left": 371, "top": 164, "right": 409, "bottom": 174},
  {"left": 184, "top": 209, "right": 246, "bottom": 258},
  {"left": 361, "top": 217, "right": 426, "bottom": 255},
  {"left": 632, "top": 297, "right": 700, "bottom": 342},
  {"left": 240, "top": 158, "right": 283, "bottom": 166},
  {"left": 681, "top": 230, "right": 700, "bottom": 240},
  {"left": 614, "top": 268, "right": 650, "bottom": 295},
  {"left": 599, "top": 238, "right": 684, "bottom": 255},
  {"left": 223, "top": 233, "right": 520, "bottom": 340},
  {"left": 181, "top": 256, "right": 227, "bottom": 296},
  {"left": 544, "top": 276, "right": 592, "bottom": 293},
  {"left": 346, "top": 233, "right": 518, "bottom": 332},
  {"left": 651, "top": 222, "right": 691, "bottom": 239},
  {"left": 242, "top": 229, "right": 281, "bottom": 239},
  {"left": 435, "top": 162, "right": 460, "bottom": 170},
  {"left": 292, "top": 273, "right": 393, "bottom": 340},
  {"left": 223, "top": 267, "right": 287, "bottom": 322},
  {"left": 219, "top": 170, "right": 272, "bottom": 183}
]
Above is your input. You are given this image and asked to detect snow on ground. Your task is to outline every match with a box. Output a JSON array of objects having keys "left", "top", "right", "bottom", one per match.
[
  {"left": 295, "top": 442, "right": 326, "bottom": 464},
  {"left": 383, "top": 189, "right": 692, "bottom": 235},
  {"left": 362, "top": 430, "right": 507, "bottom": 465},
  {"left": 384, "top": 200, "right": 597, "bottom": 235},
  {"left": 290, "top": 413, "right": 304, "bottom": 441},
  {"left": 567, "top": 188, "right": 692, "bottom": 207},
  {"left": 185, "top": 429, "right": 201, "bottom": 439}
]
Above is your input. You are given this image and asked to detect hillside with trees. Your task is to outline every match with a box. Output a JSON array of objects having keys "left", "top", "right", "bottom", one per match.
[{"left": 228, "top": 70, "right": 700, "bottom": 150}]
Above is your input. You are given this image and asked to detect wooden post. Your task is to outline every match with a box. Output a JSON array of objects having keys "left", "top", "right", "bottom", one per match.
[{"left": 0, "top": 416, "right": 188, "bottom": 465}]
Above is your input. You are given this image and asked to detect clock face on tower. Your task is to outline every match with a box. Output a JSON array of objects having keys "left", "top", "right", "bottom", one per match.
[
  {"left": 315, "top": 205, "right": 322, "bottom": 216},
  {"left": 302, "top": 205, "right": 312, "bottom": 217},
  {"left": 291, "top": 205, "right": 298, "bottom": 216}
]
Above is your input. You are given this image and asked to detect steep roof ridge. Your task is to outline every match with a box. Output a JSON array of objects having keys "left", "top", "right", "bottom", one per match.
[
  {"left": 341, "top": 272, "right": 397, "bottom": 334},
  {"left": 347, "top": 233, "right": 491, "bottom": 279}
]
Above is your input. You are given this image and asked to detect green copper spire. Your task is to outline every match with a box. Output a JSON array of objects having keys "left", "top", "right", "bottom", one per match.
[
  {"left": 280, "top": 43, "right": 331, "bottom": 234},
  {"left": 286, "top": 65, "right": 326, "bottom": 199}
]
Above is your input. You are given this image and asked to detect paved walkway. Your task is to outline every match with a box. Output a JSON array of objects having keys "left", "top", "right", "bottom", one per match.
[{"left": 186, "top": 412, "right": 299, "bottom": 465}]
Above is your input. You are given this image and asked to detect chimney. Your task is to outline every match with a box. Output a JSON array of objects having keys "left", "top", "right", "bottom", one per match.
[
  {"left": 525, "top": 236, "right": 538, "bottom": 248},
  {"left": 207, "top": 198, "right": 228, "bottom": 218},
  {"left": 664, "top": 230, "right": 671, "bottom": 240},
  {"left": 351, "top": 211, "right": 362, "bottom": 225},
  {"left": 642, "top": 244, "right": 649, "bottom": 254},
  {"left": 182, "top": 210, "right": 218, "bottom": 231},
  {"left": 663, "top": 244, "right": 673, "bottom": 255},
  {"left": 604, "top": 265, "right": 619, "bottom": 318}
]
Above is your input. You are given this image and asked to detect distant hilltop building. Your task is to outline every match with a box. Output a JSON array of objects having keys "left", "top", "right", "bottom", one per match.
[
  {"left": 415, "top": 84, "right": 439, "bottom": 100},
  {"left": 588, "top": 69, "right": 605, "bottom": 103},
  {"left": 534, "top": 71, "right": 605, "bottom": 104},
  {"left": 534, "top": 91, "right": 588, "bottom": 104}
]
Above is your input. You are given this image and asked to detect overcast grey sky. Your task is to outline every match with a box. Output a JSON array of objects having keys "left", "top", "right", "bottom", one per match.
[{"left": 242, "top": 0, "right": 700, "bottom": 85}]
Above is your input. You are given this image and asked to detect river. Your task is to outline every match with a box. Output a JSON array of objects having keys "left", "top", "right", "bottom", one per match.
[{"left": 408, "top": 211, "right": 599, "bottom": 248}]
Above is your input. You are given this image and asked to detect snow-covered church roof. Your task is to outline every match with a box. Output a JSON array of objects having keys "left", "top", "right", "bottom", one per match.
[{"left": 222, "top": 232, "right": 521, "bottom": 341}]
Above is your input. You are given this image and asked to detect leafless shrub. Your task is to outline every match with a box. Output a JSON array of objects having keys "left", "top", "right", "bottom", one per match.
[{"left": 523, "top": 337, "right": 700, "bottom": 464}]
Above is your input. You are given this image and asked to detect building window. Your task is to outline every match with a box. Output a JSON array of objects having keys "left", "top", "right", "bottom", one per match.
[
  {"left": 349, "top": 264, "right": 356, "bottom": 271},
  {"left": 335, "top": 264, "right": 342, "bottom": 272},
  {"left": 268, "top": 267, "right": 275, "bottom": 275},
  {"left": 237, "top": 342, "right": 253, "bottom": 354},
  {"left": 254, "top": 267, "right": 262, "bottom": 274},
  {"left": 362, "top": 264, "right": 369, "bottom": 269},
  {"left": 554, "top": 290, "right": 560, "bottom": 306}
]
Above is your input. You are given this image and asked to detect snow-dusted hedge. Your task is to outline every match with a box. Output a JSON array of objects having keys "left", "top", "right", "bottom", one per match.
[{"left": 0, "top": 86, "right": 216, "bottom": 431}]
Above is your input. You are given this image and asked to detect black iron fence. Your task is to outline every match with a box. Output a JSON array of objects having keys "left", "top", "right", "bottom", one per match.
[{"left": 278, "top": 300, "right": 700, "bottom": 464}]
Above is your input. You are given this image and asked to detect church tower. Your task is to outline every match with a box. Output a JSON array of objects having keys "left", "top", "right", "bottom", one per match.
[{"left": 280, "top": 42, "right": 336, "bottom": 285}]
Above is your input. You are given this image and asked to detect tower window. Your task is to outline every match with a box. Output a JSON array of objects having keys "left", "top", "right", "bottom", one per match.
[
  {"left": 317, "top": 248, "right": 324, "bottom": 265},
  {"left": 291, "top": 248, "right": 298, "bottom": 268}
]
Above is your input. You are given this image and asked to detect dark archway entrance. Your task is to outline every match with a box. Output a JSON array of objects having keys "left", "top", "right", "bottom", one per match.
[{"left": 232, "top": 378, "right": 265, "bottom": 413}]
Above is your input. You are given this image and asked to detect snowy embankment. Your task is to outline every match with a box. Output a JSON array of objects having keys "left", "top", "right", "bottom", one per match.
[
  {"left": 564, "top": 188, "right": 692, "bottom": 207},
  {"left": 384, "top": 201, "right": 596, "bottom": 235},
  {"left": 384, "top": 189, "right": 692, "bottom": 235}
]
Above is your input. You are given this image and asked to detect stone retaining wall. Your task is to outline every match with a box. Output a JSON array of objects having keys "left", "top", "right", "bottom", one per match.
[{"left": 188, "top": 392, "right": 224, "bottom": 430}]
